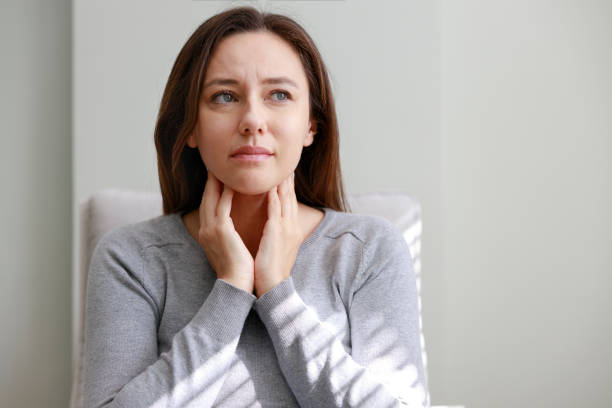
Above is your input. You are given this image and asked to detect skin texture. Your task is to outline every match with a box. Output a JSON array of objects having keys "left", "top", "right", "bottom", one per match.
[{"left": 183, "top": 31, "right": 324, "bottom": 297}]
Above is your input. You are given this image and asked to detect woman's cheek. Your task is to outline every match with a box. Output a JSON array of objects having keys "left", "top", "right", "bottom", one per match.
[{"left": 282, "top": 143, "right": 305, "bottom": 176}]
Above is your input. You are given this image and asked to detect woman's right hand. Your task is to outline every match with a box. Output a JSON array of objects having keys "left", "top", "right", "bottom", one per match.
[{"left": 196, "top": 171, "right": 254, "bottom": 293}]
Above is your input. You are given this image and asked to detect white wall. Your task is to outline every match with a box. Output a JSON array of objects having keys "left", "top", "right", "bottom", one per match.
[
  {"left": 441, "top": 1, "right": 612, "bottom": 407},
  {"left": 0, "top": 0, "right": 72, "bottom": 407}
]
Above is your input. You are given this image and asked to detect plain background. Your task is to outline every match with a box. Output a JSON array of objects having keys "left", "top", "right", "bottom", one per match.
[{"left": 1, "top": 0, "right": 610, "bottom": 407}]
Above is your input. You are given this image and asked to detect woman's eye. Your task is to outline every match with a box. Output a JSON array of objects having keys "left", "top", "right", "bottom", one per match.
[
  {"left": 271, "top": 91, "right": 289, "bottom": 102},
  {"left": 212, "top": 92, "right": 235, "bottom": 104}
]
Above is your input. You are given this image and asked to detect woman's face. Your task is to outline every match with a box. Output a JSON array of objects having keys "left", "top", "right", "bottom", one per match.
[{"left": 188, "top": 31, "right": 316, "bottom": 195}]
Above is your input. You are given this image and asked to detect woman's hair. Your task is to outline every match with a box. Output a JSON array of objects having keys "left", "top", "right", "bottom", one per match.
[{"left": 154, "top": 6, "right": 348, "bottom": 215}]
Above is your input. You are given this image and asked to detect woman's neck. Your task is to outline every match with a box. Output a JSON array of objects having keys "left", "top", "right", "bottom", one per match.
[
  {"left": 229, "top": 192, "right": 269, "bottom": 257},
  {"left": 183, "top": 192, "right": 324, "bottom": 258},
  {"left": 182, "top": 192, "right": 268, "bottom": 257}
]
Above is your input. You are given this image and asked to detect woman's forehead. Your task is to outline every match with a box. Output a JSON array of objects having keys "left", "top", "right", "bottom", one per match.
[{"left": 204, "top": 31, "right": 307, "bottom": 87}]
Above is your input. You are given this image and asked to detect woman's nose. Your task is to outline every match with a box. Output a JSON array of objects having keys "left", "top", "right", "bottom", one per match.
[{"left": 238, "top": 98, "right": 267, "bottom": 137}]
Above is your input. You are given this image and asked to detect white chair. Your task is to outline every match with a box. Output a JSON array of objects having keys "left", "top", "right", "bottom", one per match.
[{"left": 70, "top": 189, "right": 432, "bottom": 408}]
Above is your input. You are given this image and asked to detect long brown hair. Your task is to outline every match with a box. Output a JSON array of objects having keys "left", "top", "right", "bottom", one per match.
[{"left": 154, "top": 6, "right": 347, "bottom": 215}]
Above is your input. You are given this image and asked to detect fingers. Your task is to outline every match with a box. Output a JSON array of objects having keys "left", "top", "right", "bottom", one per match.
[
  {"left": 289, "top": 172, "right": 297, "bottom": 215},
  {"left": 277, "top": 172, "right": 297, "bottom": 218},
  {"left": 217, "top": 184, "right": 234, "bottom": 219},
  {"left": 202, "top": 171, "right": 221, "bottom": 226},
  {"left": 194, "top": 171, "right": 254, "bottom": 291},
  {"left": 267, "top": 187, "right": 281, "bottom": 221}
]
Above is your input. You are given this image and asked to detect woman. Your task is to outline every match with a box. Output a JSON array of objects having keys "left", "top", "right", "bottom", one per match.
[{"left": 83, "top": 6, "right": 427, "bottom": 408}]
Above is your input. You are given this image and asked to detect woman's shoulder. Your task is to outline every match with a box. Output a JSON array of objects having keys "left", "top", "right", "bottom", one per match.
[
  {"left": 319, "top": 209, "right": 414, "bottom": 286},
  {"left": 321, "top": 208, "right": 403, "bottom": 246},
  {"left": 318, "top": 209, "right": 409, "bottom": 266},
  {"left": 92, "top": 213, "right": 186, "bottom": 257}
]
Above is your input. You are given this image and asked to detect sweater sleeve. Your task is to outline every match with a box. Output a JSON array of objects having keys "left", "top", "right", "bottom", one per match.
[
  {"left": 83, "top": 233, "right": 256, "bottom": 408},
  {"left": 253, "top": 225, "right": 427, "bottom": 408}
]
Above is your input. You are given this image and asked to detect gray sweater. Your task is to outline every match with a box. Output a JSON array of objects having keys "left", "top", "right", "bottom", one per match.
[{"left": 83, "top": 207, "right": 427, "bottom": 408}]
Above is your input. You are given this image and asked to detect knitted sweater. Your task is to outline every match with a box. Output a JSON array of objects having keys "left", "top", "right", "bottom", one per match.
[{"left": 83, "top": 207, "right": 427, "bottom": 407}]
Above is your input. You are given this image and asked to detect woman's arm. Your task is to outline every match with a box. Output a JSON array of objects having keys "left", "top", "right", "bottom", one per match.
[
  {"left": 253, "top": 226, "right": 427, "bottom": 407},
  {"left": 83, "top": 235, "right": 255, "bottom": 408}
]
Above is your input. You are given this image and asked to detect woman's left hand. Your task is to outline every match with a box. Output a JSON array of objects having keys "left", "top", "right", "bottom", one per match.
[{"left": 254, "top": 173, "right": 303, "bottom": 298}]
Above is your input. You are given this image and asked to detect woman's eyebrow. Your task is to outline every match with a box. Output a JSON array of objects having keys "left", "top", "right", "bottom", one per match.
[
  {"left": 203, "top": 76, "right": 298, "bottom": 90},
  {"left": 262, "top": 77, "right": 298, "bottom": 88},
  {"left": 203, "top": 78, "right": 239, "bottom": 89}
]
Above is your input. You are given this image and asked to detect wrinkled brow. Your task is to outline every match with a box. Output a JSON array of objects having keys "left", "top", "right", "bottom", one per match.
[{"left": 203, "top": 76, "right": 299, "bottom": 90}]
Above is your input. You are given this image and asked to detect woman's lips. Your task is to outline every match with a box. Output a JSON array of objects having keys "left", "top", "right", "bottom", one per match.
[
  {"left": 230, "top": 145, "right": 273, "bottom": 162},
  {"left": 231, "top": 153, "right": 272, "bottom": 162}
]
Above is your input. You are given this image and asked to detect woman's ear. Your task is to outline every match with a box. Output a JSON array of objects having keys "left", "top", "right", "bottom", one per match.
[
  {"left": 187, "top": 132, "right": 197, "bottom": 148},
  {"left": 304, "top": 120, "right": 317, "bottom": 147}
]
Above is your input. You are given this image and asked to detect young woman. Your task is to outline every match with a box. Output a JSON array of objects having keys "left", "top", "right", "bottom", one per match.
[{"left": 83, "top": 6, "right": 427, "bottom": 408}]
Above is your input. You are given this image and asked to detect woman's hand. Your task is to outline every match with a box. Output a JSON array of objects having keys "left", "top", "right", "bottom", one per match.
[
  {"left": 196, "top": 172, "right": 255, "bottom": 293},
  {"left": 254, "top": 173, "right": 303, "bottom": 298}
]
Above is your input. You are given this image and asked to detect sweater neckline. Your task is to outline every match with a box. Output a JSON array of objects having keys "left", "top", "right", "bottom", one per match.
[{"left": 170, "top": 207, "right": 333, "bottom": 257}]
